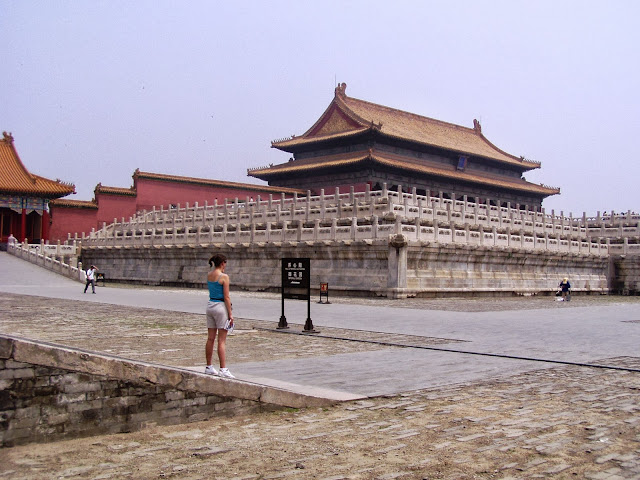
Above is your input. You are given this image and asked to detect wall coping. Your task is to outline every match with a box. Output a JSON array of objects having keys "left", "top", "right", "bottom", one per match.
[{"left": 1, "top": 334, "right": 359, "bottom": 409}]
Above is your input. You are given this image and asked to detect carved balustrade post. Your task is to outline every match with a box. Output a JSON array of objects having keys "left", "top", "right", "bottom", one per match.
[
  {"left": 395, "top": 216, "right": 402, "bottom": 235},
  {"left": 372, "top": 215, "right": 379, "bottom": 239},
  {"left": 331, "top": 218, "right": 337, "bottom": 241}
]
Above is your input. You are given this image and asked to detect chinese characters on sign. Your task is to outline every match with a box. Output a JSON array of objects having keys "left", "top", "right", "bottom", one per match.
[{"left": 283, "top": 259, "right": 310, "bottom": 289}]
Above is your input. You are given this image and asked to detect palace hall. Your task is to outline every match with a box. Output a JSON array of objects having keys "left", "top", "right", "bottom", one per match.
[
  {"left": 0, "top": 132, "right": 75, "bottom": 245},
  {"left": 249, "top": 83, "right": 559, "bottom": 209}
]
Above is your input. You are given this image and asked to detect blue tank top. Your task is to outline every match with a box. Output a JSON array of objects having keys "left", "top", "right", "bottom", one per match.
[{"left": 208, "top": 280, "right": 224, "bottom": 301}]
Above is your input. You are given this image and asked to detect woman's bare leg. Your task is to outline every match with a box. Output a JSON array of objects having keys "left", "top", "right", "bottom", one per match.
[{"left": 206, "top": 328, "right": 217, "bottom": 365}]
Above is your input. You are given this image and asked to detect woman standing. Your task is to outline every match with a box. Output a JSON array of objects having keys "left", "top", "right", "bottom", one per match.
[{"left": 204, "top": 254, "right": 235, "bottom": 378}]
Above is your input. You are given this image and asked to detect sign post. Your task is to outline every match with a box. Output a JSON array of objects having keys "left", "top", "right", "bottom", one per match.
[{"left": 280, "top": 258, "right": 318, "bottom": 333}]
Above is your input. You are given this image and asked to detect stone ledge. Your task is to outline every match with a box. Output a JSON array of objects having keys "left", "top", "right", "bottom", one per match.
[
  {"left": 2, "top": 334, "right": 340, "bottom": 410},
  {"left": 0, "top": 334, "right": 351, "bottom": 446}
]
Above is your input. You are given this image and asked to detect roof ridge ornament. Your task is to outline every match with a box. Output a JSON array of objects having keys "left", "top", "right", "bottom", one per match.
[
  {"left": 2, "top": 131, "right": 14, "bottom": 143},
  {"left": 473, "top": 119, "right": 481, "bottom": 133},
  {"left": 335, "top": 82, "right": 347, "bottom": 98}
]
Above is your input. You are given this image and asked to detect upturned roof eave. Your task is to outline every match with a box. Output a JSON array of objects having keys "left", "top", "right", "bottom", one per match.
[
  {"left": 0, "top": 133, "right": 76, "bottom": 197},
  {"left": 271, "top": 127, "right": 372, "bottom": 152}
]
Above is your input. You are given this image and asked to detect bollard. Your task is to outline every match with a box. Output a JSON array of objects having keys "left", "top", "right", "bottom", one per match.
[{"left": 318, "top": 282, "right": 331, "bottom": 304}]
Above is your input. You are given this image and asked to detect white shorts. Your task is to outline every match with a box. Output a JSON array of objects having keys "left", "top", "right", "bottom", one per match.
[{"left": 206, "top": 301, "right": 228, "bottom": 329}]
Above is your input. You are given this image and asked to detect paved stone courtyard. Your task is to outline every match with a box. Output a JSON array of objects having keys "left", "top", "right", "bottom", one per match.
[{"left": 1, "top": 292, "right": 640, "bottom": 479}]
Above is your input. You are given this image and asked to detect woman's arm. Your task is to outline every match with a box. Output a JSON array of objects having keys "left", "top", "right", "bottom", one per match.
[{"left": 223, "top": 274, "right": 233, "bottom": 322}]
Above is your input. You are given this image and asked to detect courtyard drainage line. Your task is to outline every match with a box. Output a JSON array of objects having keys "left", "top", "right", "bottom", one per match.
[{"left": 254, "top": 327, "right": 640, "bottom": 374}]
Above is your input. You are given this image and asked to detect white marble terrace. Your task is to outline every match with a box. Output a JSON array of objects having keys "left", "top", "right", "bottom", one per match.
[{"left": 75, "top": 184, "right": 640, "bottom": 256}]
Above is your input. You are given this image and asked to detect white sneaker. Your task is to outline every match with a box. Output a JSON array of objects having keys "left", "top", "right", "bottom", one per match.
[
  {"left": 219, "top": 368, "right": 235, "bottom": 379},
  {"left": 204, "top": 365, "right": 218, "bottom": 375}
]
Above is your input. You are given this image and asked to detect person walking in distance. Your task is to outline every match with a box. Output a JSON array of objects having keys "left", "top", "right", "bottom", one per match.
[
  {"left": 84, "top": 265, "right": 98, "bottom": 294},
  {"left": 558, "top": 277, "right": 571, "bottom": 301},
  {"left": 204, "top": 254, "right": 235, "bottom": 378}
]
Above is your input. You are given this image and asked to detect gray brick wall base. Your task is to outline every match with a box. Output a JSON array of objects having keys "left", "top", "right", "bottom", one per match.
[{"left": 0, "top": 334, "right": 336, "bottom": 447}]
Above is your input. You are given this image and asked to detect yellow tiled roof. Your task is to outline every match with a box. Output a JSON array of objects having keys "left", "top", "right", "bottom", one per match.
[
  {"left": 250, "top": 150, "right": 559, "bottom": 196},
  {"left": 271, "top": 84, "right": 539, "bottom": 170},
  {"left": 0, "top": 132, "right": 75, "bottom": 197}
]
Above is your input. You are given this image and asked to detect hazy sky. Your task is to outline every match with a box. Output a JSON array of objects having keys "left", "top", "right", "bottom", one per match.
[{"left": 2, "top": 1, "right": 639, "bottom": 216}]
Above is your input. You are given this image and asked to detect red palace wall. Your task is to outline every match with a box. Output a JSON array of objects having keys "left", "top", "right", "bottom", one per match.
[
  {"left": 134, "top": 178, "right": 290, "bottom": 212},
  {"left": 96, "top": 194, "right": 137, "bottom": 227},
  {"left": 49, "top": 206, "right": 97, "bottom": 243},
  {"left": 47, "top": 173, "right": 305, "bottom": 243}
]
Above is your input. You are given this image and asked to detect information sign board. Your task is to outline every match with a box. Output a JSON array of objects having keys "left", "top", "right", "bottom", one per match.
[{"left": 279, "top": 257, "right": 317, "bottom": 332}]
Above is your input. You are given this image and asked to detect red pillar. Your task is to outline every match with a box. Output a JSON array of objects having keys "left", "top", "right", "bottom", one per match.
[
  {"left": 20, "top": 209, "right": 26, "bottom": 242},
  {"left": 42, "top": 210, "right": 50, "bottom": 242}
]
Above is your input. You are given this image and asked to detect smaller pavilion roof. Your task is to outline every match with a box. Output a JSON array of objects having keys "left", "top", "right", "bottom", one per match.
[{"left": 0, "top": 132, "right": 75, "bottom": 198}]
